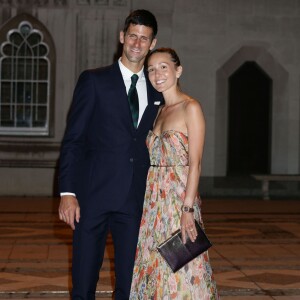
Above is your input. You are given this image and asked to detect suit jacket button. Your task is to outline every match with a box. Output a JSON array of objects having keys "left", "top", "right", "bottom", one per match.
[{"left": 129, "top": 158, "right": 134, "bottom": 162}]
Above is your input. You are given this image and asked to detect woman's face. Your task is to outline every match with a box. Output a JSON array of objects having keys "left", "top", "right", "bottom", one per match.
[{"left": 147, "top": 52, "right": 182, "bottom": 93}]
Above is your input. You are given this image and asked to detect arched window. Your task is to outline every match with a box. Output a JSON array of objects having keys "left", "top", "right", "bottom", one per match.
[{"left": 0, "top": 15, "right": 55, "bottom": 136}]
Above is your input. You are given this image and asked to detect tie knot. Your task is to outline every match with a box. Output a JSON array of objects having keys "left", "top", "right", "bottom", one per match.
[{"left": 131, "top": 74, "right": 139, "bottom": 86}]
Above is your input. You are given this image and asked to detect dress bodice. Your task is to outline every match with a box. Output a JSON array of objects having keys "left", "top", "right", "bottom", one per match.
[{"left": 147, "top": 130, "right": 189, "bottom": 167}]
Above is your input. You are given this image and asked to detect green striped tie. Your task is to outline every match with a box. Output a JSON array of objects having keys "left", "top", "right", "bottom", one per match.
[{"left": 128, "top": 74, "right": 139, "bottom": 128}]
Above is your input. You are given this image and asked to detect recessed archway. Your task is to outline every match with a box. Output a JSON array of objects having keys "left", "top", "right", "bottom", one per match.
[
  {"left": 227, "top": 61, "right": 272, "bottom": 175},
  {"left": 215, "top": 46, "right": 288, "bottom": 176}
]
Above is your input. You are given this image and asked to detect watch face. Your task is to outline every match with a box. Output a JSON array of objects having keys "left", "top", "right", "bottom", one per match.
[
  {"left": 182, "top": 206, "right": 194, "bottom": 212},
  {"left": 182, "top": 206, "right": 190, "bottom": 212}
]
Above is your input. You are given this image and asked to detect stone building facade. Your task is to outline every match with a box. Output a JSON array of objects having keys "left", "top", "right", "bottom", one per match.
[{"left": 0, "top": 0, "right": 299, "bottom": 195}]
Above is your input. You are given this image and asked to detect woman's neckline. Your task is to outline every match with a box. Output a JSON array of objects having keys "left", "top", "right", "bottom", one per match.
[{"left": 150, "top": 129, "right": 188, "bottom": 138}]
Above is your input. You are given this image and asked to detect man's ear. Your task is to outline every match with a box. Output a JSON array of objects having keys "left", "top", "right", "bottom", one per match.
[
  {"left": 149, "top": 38, "right": 157, "bottom": 51},
  {"left": 119, "top": 31, "right": 125, "bottom": 44}
]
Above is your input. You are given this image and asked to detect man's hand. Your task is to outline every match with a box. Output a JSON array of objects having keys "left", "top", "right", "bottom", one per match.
[{"left": 58, "top": 195, "right": 80, "bottom": 230}]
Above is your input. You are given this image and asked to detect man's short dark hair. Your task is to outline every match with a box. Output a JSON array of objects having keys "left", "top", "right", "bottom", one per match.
[{"left": 123, "top": 9, "right": 158, "bottom": 38}]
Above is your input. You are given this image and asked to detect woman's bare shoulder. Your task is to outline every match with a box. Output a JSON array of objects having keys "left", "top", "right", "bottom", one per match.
[{"left": 183, "top": 97, "right": 203, "bottom": 114}]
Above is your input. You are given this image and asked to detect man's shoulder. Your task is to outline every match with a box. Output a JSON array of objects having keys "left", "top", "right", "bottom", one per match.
[
  {"left": 84, "top": 61, "right": 119, "bottom": 76},
  {"left": 75, "top": 62, "right": 119, "bottom": 85}
]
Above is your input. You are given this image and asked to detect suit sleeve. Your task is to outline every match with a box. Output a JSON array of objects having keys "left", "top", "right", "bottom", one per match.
[{"left": 59, "top": 70, "right": 96, "bottom": 193}]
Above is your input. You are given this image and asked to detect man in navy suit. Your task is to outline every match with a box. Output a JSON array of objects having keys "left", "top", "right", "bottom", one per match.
[{"left": 58, "top": 10, "right": 162, "bottom": 300}]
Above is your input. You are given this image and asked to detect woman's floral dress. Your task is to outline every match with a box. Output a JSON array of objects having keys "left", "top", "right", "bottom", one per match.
[{"left": 130, "top": 130, "right": 219, "bottom": 299}]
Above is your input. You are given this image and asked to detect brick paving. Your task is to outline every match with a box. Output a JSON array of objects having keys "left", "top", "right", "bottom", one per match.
[{"left": 0, "top": 197, "right": 300, "bottom": 299}]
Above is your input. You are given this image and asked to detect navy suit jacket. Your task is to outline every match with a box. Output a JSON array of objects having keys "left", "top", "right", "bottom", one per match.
[{"left": 59, "top": 61, "right": 163, "bottom": 212}]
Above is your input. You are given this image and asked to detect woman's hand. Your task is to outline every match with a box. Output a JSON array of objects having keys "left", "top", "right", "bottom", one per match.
[{"left": 181, "top": 210, "right": 197, "bottom": 243}]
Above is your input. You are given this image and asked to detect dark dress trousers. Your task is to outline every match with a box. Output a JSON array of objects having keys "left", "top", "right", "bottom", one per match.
[{"left": 59, "top": 61, "right": 163, "bottom": 299}]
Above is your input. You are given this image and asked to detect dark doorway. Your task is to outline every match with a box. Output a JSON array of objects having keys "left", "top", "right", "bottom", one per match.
[{"left": 227, "top": 61, "right": 272, "bottom": 175}]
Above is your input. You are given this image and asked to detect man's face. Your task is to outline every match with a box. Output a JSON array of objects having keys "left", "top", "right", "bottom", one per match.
[{"left": 120, "top": 24, "right": 157, "bottom": 67}]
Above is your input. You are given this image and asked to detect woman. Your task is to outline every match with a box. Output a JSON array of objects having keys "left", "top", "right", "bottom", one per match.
[{"left": 130, "top": 48, "right": 219, "bottom": 299}]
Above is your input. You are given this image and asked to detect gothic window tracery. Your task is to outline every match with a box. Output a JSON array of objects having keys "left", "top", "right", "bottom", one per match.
[{"left": 0, "top": 21, "right": 50, "bottom": 135}]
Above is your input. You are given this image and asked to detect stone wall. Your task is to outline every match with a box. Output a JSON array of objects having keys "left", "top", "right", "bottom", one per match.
[{"left": 0, "top": 0, "right": 299, "bottom": 195}]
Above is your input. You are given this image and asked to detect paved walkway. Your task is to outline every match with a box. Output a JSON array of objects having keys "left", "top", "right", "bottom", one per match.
[{"left": 0, "top": 197, "right": 300, "bottom": 299}]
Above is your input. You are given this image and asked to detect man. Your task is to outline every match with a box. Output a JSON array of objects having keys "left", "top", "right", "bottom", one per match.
[{"left": 58, "top": 10, "right": 162, "bottom": 300}]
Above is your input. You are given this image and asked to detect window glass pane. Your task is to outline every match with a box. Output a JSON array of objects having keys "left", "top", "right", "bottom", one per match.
[
  {"left": 25, "top": 58, "right": 33, "bottom": 79},
  {"left": 1, "top": 82, "right": 12, "bottom": 103},
  {"left": 33, "top": 44, "right": 48, "bottom": 56},
  {"left": 31, "top": 82, "right": 37, "bottom": 104},
  {"left": 16, "top": 105, "right": 24, "bottom": 126},
  {"left": 25, "top": 82, "right": 33, "bottom": 103},
  {"left": 24, "top": 106, "right": 32, "bottom": 127},
  {"left": 27, "top": 32, "right": 41, "bottom": 46},
  {"left": 37, "top": 83, "right": 48, "bottom": 103},
  {"left": 16, "top": 104, "right": 32, "bottom": 127},
  {"left": 16, "top": 82, "right": 24, "bottom": 103},
  {"left": 16, "top": 58, "right": 25, "bottom": 79},
  {"left": 20, "top": 23, "right": 31, "bottom": 36},
  {"left": 38, "top": 59, "right": 48, "bottom": 80},
  {"left": 0, "top": 105, "right": 14, "bottom": 126},
  {"left": 16, "top": 58, "right": 33, "bottom": 80},
  {"left": 33, "top": 106, "right": 47, "bottom": 127},
  {"left": 2, "top": 44, "right": 15, "bottom": 56},
  {"left": 18, "top": 43, "right": 32, "bottom": 56},
  {"left": 10, "top": 32, "right": 23, "bottom": 46},
  {"left": 1, "top": 60, "right": 12, "bottom": 79}
]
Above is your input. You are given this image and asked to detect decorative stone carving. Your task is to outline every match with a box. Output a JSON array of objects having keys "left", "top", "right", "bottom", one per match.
[
  {"left": 112, "top": 0, "right": 126, "bottom": 6},
  {"left": 76, "top": 0, "right": 127, "bottom": 6},
  {"left": 0, "top": 0, "right": 67, "bottom": 6},
  {"left": 77, "top": 0, "right": 90, "bottom": 4},
  {"left": 34, "top": 0, "right": 49, "bottom": 5},
  {"left": 94, "top": 0, "right": 109, "bottom": 5},
  {"left": 53, "top": 0, "right": 67, "bottom": 5}
]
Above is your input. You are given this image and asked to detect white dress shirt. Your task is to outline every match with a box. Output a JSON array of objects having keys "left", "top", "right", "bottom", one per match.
[
  {"left": 61, "top": 60, "right": 149, "bottom": 197},
  {"left": 118, "top": 58, "right": 148, "bottom": 125}
]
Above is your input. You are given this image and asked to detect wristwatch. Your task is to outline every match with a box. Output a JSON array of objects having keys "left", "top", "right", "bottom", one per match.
[{"left": 181, "top": 205, "right": 194, "bottom": 213}]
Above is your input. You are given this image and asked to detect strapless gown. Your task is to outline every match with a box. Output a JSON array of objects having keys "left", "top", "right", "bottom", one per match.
[{"left": 130, "top": 130, "right": 219, "bottom": 299}]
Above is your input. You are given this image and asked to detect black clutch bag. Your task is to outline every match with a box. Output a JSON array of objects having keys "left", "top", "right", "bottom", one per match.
[{"left": 157, "top": 220, "right": 212, "bottom": 272}]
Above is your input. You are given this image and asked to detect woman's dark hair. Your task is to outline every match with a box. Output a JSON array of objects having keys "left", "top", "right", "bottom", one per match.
[
  {"left": 123, "top": 9, "right": 158, "bottom": 39},
  {"left": 148, "top": 47, "right": 181, "bottom": 67}
]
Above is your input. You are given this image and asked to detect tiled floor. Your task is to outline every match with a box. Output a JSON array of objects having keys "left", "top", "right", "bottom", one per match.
[{"left": 0, "top": 196, "right": 300, "bottom": 299}]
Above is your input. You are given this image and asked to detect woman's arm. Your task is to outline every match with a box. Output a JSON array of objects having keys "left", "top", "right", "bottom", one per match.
[
  {"left": 181, "top": 99, "right": 205, "bottom": 242},
  {"left": 184, "top": 99, "right": 205, "bottom": 206}
]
